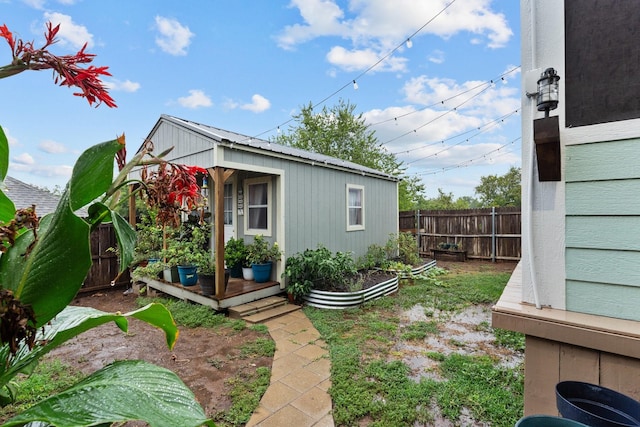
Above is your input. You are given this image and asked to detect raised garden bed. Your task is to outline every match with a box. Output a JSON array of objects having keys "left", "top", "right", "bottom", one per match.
[{"left": 304, "top": 273, "right": 399, "bottom": 309}]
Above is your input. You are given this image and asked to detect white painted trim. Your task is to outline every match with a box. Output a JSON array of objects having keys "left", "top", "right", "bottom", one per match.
[
  {"left": 563, "top": 117, "right": 640, "bottom": 146},
  {"left": 244, "top": 177, "right": 273, "bottom": 237},
  {"left": 346, "top": 184, "right": 365, "bottom": 231}
]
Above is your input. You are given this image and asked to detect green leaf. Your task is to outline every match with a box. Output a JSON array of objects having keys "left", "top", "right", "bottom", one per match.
[
  {"left": 2, "top": 360, "right": 213, "bottom": 427},
  {"left": 69, "top": 138, "right": 122, "bottom": 212},
  {"left": 0, "top": 304, "right": 178, "bottom": 391},
  {"left": 0, "top": 126, "right": 9, "bottom": 180},
  {"left": 111, "top": 211, "right": 136, "bottom": 272},
  {"left": 0, "top": 194, "right": 92, "bottom": 327},
  {"left": 0, "top": 189, "right": 15, "bottom": 224}
]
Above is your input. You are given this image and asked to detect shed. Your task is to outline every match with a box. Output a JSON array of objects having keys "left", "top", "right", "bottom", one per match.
[
  {"left": 131, "top": 114, "right": 399, "bottom": 308},
  {"left": 492, "top": 0, "right": 640, "bottom": 416}
]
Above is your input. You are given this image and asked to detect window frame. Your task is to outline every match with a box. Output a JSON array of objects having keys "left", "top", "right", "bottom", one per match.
[
  {"left": 346, "top": 184, "right": 365, "bottom": 231},
  {"left": 244, "top": 177, "right": 272, "bottom": 236}
]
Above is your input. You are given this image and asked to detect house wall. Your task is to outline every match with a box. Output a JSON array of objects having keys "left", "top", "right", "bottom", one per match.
[
  {"left": 565, "top": 138, "right": 640, "bottom": 321},
  {"left": 224, "top": 146, "right": 398, "bottom": 259},
  {"left": 520, "top": 0, "right": 567, "bottom": 308}
]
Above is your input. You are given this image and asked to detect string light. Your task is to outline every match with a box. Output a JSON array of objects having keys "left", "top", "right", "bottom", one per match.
[
  {"left": 237, "top": 0, "right": 459, "bottom": 143},
  {"left": 406, "top": 38, "right": 413, "bottom": 48}
]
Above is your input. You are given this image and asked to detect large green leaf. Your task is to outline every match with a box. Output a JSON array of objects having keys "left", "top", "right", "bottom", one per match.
[
  {"left": 0, "top": 189, "right": 15, "bottom": 224},
  {"left": 69, "top": 138, "right": 122, "bottom": 212},
  {"left": 0, "top": 304, "right": 178, "bottom": 390},
  {"left": 0, "top": 126, "right": 15, "bottom": 223},
  {"left": 0, "top": 126, "right": 8, "bottom": 180},
  {"left": 111, "top": 210, "right": 136, "bottom": 271},
  {"left": 0, "top": 194, "right": 92, "bottom": 327},
  {"left": 2, "top": 360, "right": 214, "bottom": 427}
]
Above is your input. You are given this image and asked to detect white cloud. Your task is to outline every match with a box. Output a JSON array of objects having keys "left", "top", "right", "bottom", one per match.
[
  {"left": 39, "top": 140, "right": 67, "bottom": 154},
  {"left": 154, "top": 16, "right": 194, "bottom": 56},
  {"left": 57, "top": 0, "right": 79, "bottom": 4},
  {"left": 10, "top": 162, "right": 73, "bottom": 178},
  {"left": 43, "top": 12, "right": 93, "bottom": 49},
  {"left": 326, "top": 46, "right": 407, "bottom": 73},
  {"left": 104, "top": 79, "right": 141, "bottom": 92},
  {"left": 177, "top": 90, "right": 212, "bottom": 109},
  {"left": 240, "top": 94, "right": 271, "bottom": 113},
  {"left": 13, "top": 153, "right": 35, "bottom": 165},
  {"left": 22, "top": 0, "right": 46, "bottom": 10},
  {"left": 428, "top": 50, "right": 445, "bottom": 64},
  {"left": 276, "top": 0, "right": 513, "bottom": 71},
  {"left": 3, "top": 128, "right": 18, "bottom": 146}
]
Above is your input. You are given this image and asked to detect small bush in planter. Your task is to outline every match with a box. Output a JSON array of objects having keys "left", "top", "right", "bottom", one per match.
[
  {"left": 282, "top": 246, "right": 357, "bottom": 300},
  {"left": 247, "top": 234, "right": 282, "bottom": 265},
  {"left": 224, "top": 237, "right": 248, "bottom": 275}
]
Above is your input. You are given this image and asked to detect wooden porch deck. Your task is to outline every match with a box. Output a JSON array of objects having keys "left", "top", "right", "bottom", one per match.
[{"left": 140, "top": 276, "right": 283, "bottom": 311}]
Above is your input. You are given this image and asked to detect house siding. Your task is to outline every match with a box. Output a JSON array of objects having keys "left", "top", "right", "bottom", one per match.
[
  {"left": 565, "top": 138, "right": 640, "bottom": 321},
  {"left": 224, "top": 145, "right": 398, "bottom": 258}
]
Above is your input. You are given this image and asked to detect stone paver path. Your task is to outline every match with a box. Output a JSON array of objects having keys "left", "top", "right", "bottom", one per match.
[{"left": 246, "top": 310, "right": 334, "bottom": 427}]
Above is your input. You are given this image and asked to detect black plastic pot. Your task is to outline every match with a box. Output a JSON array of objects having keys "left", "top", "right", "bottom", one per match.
[
  {"left": 556, "top": 381, "right": 640, "bottom": 427},
  {"left": 516, "top": 415, "right": 589, "bottom": 426}
]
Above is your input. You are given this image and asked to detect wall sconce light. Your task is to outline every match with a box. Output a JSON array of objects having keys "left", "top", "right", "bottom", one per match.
[
  {"left": 536, "top": 67, "right": 560, "bottom": 116},
  {"left": 532, "top": 68, "right": 561, "bottom": 181}
]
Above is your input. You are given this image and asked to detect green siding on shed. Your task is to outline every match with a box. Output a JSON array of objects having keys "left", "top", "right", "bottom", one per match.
[
  {"left": 565, "top": 139, "right": 640, "bottom": 321},
  {"left": 224, "top": 145, "right": 398, "bottom": 259}
]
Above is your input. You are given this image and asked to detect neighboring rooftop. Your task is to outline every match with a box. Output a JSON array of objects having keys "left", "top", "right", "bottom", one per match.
[
  {"left": 3, "top": 176, "right": 62, "bottom": 217},
  {"left": 2, "top": 176, "right": 89, "bottom": 217}
]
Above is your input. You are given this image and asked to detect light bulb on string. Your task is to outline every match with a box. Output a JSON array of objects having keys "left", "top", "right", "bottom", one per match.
[
  {"left": 406, "top": 38, "right": 413, "bottom": 48},
  {"left": 352, "top": 80, "right": 358, "bottom": 90}
]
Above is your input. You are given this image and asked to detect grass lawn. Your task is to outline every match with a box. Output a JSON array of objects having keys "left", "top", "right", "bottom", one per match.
[{"left": 305, "top": 264, "right": 524, "bottom": 426}]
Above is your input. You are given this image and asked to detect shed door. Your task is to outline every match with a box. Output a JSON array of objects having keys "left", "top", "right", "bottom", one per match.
[{"left": 223, "top": 182, "right": 234, "bottom": 243}]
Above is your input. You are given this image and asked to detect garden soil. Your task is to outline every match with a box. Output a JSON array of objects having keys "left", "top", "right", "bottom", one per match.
[
  {"left": 44, "top": 259, "right": 517, "bottom": 424},
  {"left": 44, "top": 288, "right": 273, "bottom": 423}
]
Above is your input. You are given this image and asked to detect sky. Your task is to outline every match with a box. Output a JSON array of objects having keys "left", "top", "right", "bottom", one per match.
[{"left": 1, "top": 0, "right": 521, "bottom": 199}]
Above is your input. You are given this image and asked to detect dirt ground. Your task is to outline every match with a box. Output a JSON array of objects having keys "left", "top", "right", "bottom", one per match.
[
  {"left": 45, "top": 287, "right": 273, "bottom": 422},
  {"left": 44, "top": 258, "right": 517, "bottom": 424}
]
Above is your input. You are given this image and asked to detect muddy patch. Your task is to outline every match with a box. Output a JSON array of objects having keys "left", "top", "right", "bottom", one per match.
[{"left": 396, "top": 303, "right": 523, "bottom": 382}]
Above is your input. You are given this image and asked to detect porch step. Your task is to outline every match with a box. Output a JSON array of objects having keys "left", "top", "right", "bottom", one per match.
[
  {"left": 228, "top": 296, "right": 300, "bottom": 323},
  {"left": 242, "top": 303, "right": 301, "bottom": 324}
]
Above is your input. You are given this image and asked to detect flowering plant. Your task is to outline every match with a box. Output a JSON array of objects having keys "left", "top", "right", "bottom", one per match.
[
  {"left": 0, "top": 22, "right": 115, "bottom": 107},
  {"left": 0, "top": 22, "right": 213, "bottom": 426}
]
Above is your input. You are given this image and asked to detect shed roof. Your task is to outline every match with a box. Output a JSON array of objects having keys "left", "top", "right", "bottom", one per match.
[{"left": 147, "top": 114, "right": 398, "bottom": 181}]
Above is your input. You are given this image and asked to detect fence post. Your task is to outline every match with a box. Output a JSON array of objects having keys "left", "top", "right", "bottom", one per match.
[
  {"left": 491, "top": 207, "right": 496, "bottom": 263},
  {"left": 416, "top": 209, "right": 421, "bottom": 255}
]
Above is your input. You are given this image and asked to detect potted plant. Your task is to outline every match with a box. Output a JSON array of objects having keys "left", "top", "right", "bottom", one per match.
[
  {"left": 165, "top": 225, "right": 208, "bottom": 286},
  {"left": 198, "top": 257, "right": 231, "bottom": 296},
  {"left": 224, "top": 237, "right": 247, "bottom": 278},
  {"left": 246, "top": 234, "right": 282, "bottom": 283}
]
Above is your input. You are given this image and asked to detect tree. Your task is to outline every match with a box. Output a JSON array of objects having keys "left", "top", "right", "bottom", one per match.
[
  {"left": 474, "top": 166, "right": 521, "bottom": 207},
  {"left": 275, "top": 99, "right": 425, "bottom": 207}
]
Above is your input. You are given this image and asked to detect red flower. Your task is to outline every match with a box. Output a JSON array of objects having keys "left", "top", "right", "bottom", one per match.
[{"left": 0, "top": 22, "right": 115, "bottom": 108}]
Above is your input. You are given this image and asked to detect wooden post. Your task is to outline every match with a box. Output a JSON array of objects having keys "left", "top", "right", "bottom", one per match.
[
  {"left": 212, "top": 167, "right": 226, "bottom": 299},
  {"left": 208, "top": 167, "right": 236, "bottom": 299}
]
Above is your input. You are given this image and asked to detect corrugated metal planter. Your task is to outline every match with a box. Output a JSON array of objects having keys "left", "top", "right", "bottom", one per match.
[
  {"left": 387, "top": 260, "right": 437, "bottom": 279},
  {"left": 304, "top": 274, "right": 399, "bottom": 309}
]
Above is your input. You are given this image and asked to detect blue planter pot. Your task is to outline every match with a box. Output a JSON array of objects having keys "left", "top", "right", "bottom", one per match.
[
  {"left": 177, "top": 265, "right": 198, "bottom": 286},
  {"left": 251, "top": 262, "right": 272, "bottom": 283}
]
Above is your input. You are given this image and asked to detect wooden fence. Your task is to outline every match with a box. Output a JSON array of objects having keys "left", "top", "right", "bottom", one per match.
[
  {"left": 399, "top": 207, "right": 521, "bottom": 261},
  {"left": 81, "top": 224, "right": 130, "bottom": 293}
]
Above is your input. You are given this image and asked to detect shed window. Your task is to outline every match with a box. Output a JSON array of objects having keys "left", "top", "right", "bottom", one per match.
[
  {"left": 245, "top": 177, "right": 272, "bottom": 236},
  {"left": 347, "top": 184, "right": 364, "bottom": 231}
]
